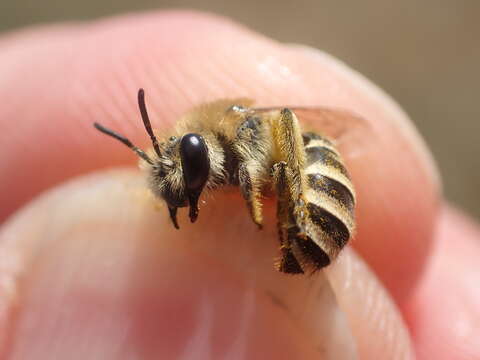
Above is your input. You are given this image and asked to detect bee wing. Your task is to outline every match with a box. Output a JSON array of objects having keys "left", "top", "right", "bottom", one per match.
[{"left": 251, "top": 106, "right": 372, "bottom": 147}]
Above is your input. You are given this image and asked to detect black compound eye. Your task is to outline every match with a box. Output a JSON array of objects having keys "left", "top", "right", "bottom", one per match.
[{"left": 180, "top": 133, "right": 210, "bottom": 191}]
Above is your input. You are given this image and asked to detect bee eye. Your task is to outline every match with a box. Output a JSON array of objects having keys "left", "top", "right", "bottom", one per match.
[{"left": 180, "top": 133, "right": 210, "bottom": 191}]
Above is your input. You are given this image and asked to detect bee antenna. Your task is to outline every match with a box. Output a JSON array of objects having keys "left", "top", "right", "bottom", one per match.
[
  {"left": 93, "top": 122, "right": 154, "bottom": 165},
  {"left": 138, "top": 88, "right": 162, "bottom": 157}
]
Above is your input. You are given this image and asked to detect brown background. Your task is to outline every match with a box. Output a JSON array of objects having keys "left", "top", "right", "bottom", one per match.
[{"left": 1, "top": 0, "right": 478, "bottom": 219}]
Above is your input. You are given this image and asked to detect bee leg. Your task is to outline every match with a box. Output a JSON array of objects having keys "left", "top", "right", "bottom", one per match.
[
  {"left": 168, "top": 206, "right": 179, "bottom": 230},
  {"left": 272, "top": 161, "right": 303, "bottom": 274},
  {"left": 238, "top": 162, "right": 264, "bottom": 229},
  {"left": 271, "top": 108, "right": 309, "bottom": 234}
]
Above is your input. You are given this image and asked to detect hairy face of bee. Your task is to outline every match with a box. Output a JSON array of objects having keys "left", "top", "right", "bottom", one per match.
[{"left": 94, "top": 89, "right": 214, "bottom": 229}]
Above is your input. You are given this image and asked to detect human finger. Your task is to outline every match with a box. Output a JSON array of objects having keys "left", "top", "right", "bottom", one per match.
[
  {"left": 0, "top": 170, "right": 414, "bottom": 359},
  {"left": 0, "top": 12, "right": 440, "bottom": 302}
]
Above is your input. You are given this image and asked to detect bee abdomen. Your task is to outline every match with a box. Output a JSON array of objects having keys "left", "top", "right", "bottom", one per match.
[{"left": 301, "top": 132, "right": 356, "bottom": 262}]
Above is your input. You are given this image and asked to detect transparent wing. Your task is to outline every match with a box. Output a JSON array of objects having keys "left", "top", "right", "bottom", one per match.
[{"left": 251, "top": 106, "right": 372, "bottom": 147}]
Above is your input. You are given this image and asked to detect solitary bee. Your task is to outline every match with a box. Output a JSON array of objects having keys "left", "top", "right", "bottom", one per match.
[{"left": 94, "top": 89, "right": 359, "bottom": 274}]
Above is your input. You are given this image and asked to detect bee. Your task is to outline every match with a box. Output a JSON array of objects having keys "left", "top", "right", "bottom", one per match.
[{"left": 94, "top": 89, "right": 360, "bottom": 274}]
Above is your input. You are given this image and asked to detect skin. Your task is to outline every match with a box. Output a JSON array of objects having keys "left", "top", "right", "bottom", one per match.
[{"left": 0, "top": 11, "right": 479, "bottom": 359}]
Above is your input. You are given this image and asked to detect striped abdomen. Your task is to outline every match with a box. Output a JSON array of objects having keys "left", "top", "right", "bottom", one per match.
[
  {"left": 301, "top": 132, "right": 355, "bottom": 269},
  {"left": 276, "top": 131, "right": 355, "bottom": 274}
]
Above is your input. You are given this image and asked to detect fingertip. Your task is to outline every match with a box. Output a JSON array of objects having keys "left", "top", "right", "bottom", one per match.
[{"left": 1, "top": 10, "right": 441, "bottom": 304}]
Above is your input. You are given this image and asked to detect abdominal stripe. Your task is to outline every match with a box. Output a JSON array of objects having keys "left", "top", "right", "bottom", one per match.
[
  {"left": 307, "top": 173, "right": 355, "bottom": 212},
  {"left": 287, "top": 226, "right": 331, "bottom": 270},
  {"left": 307, "top": 202, "right": 350, "bottom": 248},
  {"left": 305, "top": 146, "right": 349, "bottom": 178}
]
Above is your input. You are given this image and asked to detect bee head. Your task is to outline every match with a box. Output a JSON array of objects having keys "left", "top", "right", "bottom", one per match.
[
  {"left": 152, "top": 133, "right": 210, "bottom": 228},
  {"left": 93, "top": 89, "right": 211, "bottom": 230}
]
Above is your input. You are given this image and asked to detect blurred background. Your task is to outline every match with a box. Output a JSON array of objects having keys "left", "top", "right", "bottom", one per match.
[{"left": 1, "top": 1, "right": 478, "bottom": 219}]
